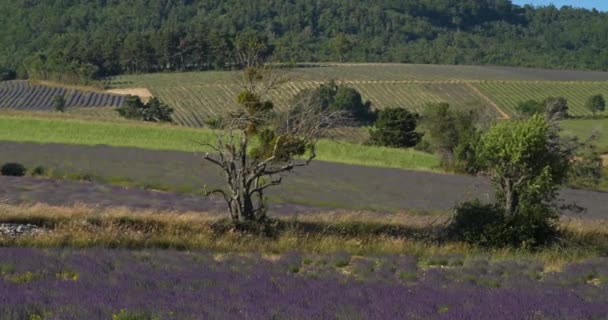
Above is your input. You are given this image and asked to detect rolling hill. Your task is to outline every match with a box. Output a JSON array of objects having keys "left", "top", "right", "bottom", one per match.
[{"left": 110, "top": 64, "right": 608, "bottom": 127}]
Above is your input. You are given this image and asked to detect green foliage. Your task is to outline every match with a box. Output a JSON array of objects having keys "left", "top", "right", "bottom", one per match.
[
  {"left": 298, "top": 81, "right": 374, "bottom": 124},
  {"left": 1, "top": 163, "right": 26, "bottom": 177},
  {"left": 250, "top": 129, "right": 307, "bottom": 162},
  {"left": 569, "top": 140, "right": 603, "bottom": 190},
  {"left": 516, "top": 97, "right": 569, "bottom": 120},
  {"left": 52, "top": 95, "right": 66, "bottom": 113},
  {"left": 585, "top": 94, "right": 606, "bottom": 116},
  {"left": 369, "top": 108, "right": 422, "bottom": 148},
  {"left": 515, "top": 100, "right": 545, "bottom": 117},
  {"left": 142, "top": 97, "right": 173, "bottom": 122},
  {"left": 0, "top": 67, "right": 16, "bottom": 81},
  {"left": 448, "top": 200, "right": 558, "bottom": 248},
  {"left": 544, "top": 97, "right": 569, "bottom": 120},
  {"left": 474, "top": 115, "right": 573, "bottom": 246},
  {"left": 3, "top": 1, "right": 608, "bottom": 78},
  {"left": 421, "top": 103, "right": 481, "bottom": 173},
  {"left": 116, "top": 96, "right": 173, "bottom": 123}
]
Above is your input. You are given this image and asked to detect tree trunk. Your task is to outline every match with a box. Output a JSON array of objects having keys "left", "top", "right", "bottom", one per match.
[{"left": 504, "top": 179, "right": 519, "bottom": 216}]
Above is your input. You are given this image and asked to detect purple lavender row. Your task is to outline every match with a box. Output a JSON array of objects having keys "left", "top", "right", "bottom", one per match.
[
  {"left": 0, "top": 248, "right": 606, "bottom": 319},
  {"left": 0, "top": 81, "right": 124, "bottom": 109}
]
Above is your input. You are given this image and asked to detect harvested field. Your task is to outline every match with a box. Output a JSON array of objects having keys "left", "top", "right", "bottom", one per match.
[{"left": 0, "top": 142, "right": 605, "bottom": 218}]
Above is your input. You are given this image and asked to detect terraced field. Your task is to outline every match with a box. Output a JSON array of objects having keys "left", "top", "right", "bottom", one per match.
[{"left": 0, "top": 80, "right": 124, "bottom": 112}]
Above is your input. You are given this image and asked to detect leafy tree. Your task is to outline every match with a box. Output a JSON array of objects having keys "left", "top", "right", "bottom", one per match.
[
  {"left": 369, "top": 108, "right": 422, "bottom": 148},
  {"left": 476, "top": 115, "right": 573, "bottom": 217},
  {"left": 516, "top": 97, "right": 569, "bottom": 120},
  {"left": 295, "top": 81, "right": 374, "bottom": 124},
  {"left": 585, "top": 94, "right": 606, "bottom": 117},
  {"left": 544, "top": 97, "right": 569, "bottom": 120},
  {"left": 52, "top": 95, "right": 66, "bottom": 112},
  {"left": 449, "top": 115, "right": 576, "bottom": 248},
  {"left": 477, "top": 115, "right": 575, "bottom": 244},
  {"left": 116, "top": 96, "right": 146, "bottom": 120},
  {"left": 116, "top": 96, "right": 173, "bottom": 122},
  {"left": 142, "top": 97, "right": 174, "bottom": 122},
  {"left": 421, "top": 103, "right": 482, "bottom": 173}
]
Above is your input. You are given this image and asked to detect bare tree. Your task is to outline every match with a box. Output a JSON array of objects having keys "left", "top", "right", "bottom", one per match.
[{"left": 204, "top": 67, "right": 347, "bottom": 222}]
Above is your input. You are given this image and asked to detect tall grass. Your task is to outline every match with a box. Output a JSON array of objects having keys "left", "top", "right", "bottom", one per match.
[
  {"left": 0, "top": 114, "right": 439, "bottom": 170},
  {"left": 0, "top": 203, "right": 605, "bottom": 269}
]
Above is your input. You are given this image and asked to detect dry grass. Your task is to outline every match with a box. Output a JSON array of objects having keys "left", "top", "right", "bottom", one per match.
[{"left": 0, "top": 203, "right": 605, "bottom": 268}]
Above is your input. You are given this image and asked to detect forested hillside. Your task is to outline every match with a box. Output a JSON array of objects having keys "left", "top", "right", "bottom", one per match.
[{"left": 1, "top": 0, "right": 608, "bottom": 81}]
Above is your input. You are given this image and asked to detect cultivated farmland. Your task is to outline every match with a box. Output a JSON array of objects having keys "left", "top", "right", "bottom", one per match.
[
  {"left": 0, "top": 80, "right": 124, "bottom": 111},
  {"left": 474, "top": 81, "right": 608, "bottom": 117},
  {"left": 112, "top": 64, "right": 608, "bottom": 127}
]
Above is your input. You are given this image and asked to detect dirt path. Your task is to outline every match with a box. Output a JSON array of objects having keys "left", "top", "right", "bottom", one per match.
[
  {"left": 106, "top": 88, "right": 153, "bottom": 101},
  {"left": 464, "top": 82, "right": 511, "bottom": 119}
]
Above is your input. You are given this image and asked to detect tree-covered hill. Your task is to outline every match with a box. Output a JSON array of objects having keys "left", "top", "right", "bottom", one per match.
[{"left": 2, "top": 0, "right": 608, "bottom": 80}]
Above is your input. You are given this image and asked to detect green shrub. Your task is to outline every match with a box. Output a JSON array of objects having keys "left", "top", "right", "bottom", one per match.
[
  {"left": 1, "top": 163, "right": 26, "bottom": 177},
  {"left": 52, "top": 95, "right": 66, "bottom": 112},
  {"left": 447, "top": 200, "right": 558, "bottom": 248},
  {"left": 447, "top": 201, "right": 506, "bottom": 247},
  {"left": 116, "top": 96, "right": 173, "bottom": 122},
  {"left": 30, "top": 166, "right": 46, "bottom": 176},
  {"left": 369, "top": 108, "right": 422, "bottom": 148}
]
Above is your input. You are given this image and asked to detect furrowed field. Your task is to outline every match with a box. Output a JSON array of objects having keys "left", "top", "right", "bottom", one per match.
[
  {"left": 2, "top": 63, "right": 608, "bottom": 319},
  {"left": 111, "top": 64, "right": 608, "bottom": 127}
]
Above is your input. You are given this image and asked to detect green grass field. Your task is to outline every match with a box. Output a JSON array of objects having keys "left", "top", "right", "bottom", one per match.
[
  {"left": 560, "top": 118, "right": 608, "bottom": 151},
  {"left": 0, "top": 114, "right": 439, "bottom": 171}
]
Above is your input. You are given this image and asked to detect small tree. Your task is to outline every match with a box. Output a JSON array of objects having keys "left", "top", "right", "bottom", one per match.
[
  {"left": 476, "top": 115, "right": 573, "bottom": 217},
  {"left": 116, "top": 96, "right": 173, "bottom": 122},
  {"left": 449, "top": 115, "right": 576, "bottom": 247},
  {"left": 294, "top": 81, "right": 374, "bottom": 124},
  {"left": 516, "top": 97, "right": 569, "bottom": 120},
  {"left": 544, "top": 97, "right": 569, "bottom": 121},
  {"left": 369, "top": 108, "right": 422, "bottom": 148},
  {"left": 142, "top": 97, "right": 173, "bottom": 122},
  {"left": 585, "top": 94, "right": 606, "bottom": 117},
  {"left": 202, "top": 49, "right": 348, "bottom": 223},
  {"left": 52, "top": 95, "right": 66, "bottom": 112},
  {"left": 421, "top": 103, "right": 482, "bottom": 173}
]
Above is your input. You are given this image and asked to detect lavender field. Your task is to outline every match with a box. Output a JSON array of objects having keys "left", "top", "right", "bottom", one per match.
[
  {"left": 0, "top": 81, "right": 124, "bottom": 110},
  {"left": 0, "top": 248, "right": 606, "bottom": 320}
]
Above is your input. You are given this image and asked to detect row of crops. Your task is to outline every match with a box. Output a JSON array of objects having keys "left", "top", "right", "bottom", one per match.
[
  {"left": 151, "top": 81, "right": 499, "bottom": 127},
  {"left": 0, "top": 81, "right": 124, "bottom": 110},
  {"left": 115, "top": 64, "right": 608, "bottom": 86},
  {"left": 473, "top": 81, "right": 608, "bottom": 117}
]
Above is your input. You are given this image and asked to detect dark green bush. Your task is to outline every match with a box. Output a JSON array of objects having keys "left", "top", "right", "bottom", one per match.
[
  {"left": 447, "top": 200, "right": 558, "bottom": 248},
  {"left": 369, "top": 108, "right": 422, "bottom": 148},
  {"left": 447, "top": 201, "right": 506, "bottom": 247},
  {"left": 116, "top": 96, "right": 173, "bottom": 122},
  {"left": 1, "top": 163, "right": 27, "bottom": 177}
]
